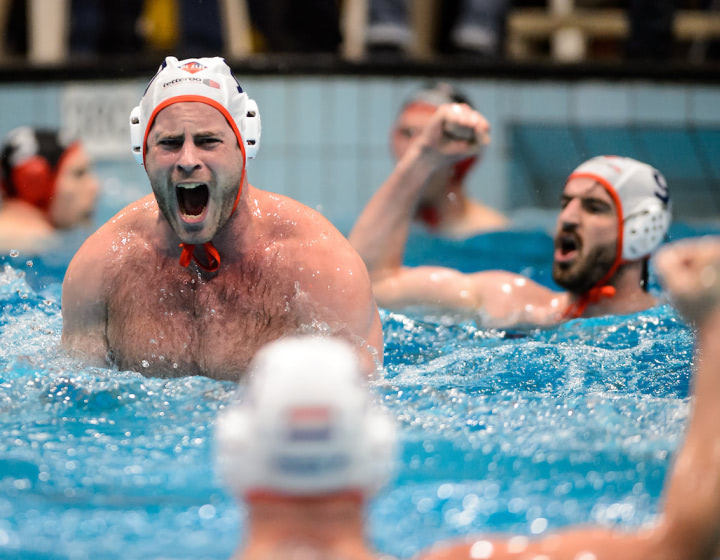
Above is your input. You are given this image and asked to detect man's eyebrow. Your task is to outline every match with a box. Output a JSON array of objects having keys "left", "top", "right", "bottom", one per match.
[
  {"left": 151, "top": 130, "right": 182, "bottom": 139},
  {"left": 560, "top": 193, "right": 612, "bottom": 206},
  {"left": 583, "top": 195, "right": 612, "bottom": 205}
]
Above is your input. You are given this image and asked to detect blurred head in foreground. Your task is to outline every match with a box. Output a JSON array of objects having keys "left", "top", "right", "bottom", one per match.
[{"left": 215, "top": 335, "right": 396, "bottom": 557}]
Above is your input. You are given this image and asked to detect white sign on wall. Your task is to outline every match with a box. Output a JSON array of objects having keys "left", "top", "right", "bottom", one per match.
[{"left": 60, "top": 83, "right": 141, "bottom": 159}]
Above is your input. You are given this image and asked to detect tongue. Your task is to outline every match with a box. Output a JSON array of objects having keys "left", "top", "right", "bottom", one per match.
[{"left": 179, "top": 186, "right": 208, "bottom": 216}]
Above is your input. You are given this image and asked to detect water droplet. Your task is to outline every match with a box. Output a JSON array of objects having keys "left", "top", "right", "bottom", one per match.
[
  {"left": 141, "top": 360, "right": 149, "bottom": 368},
  {"left": 530, "top": 517, "right": 548, "bottom": 534},
  {"left": 9, "top": 249, "right": 19, "bottom": 257},
  {"left": 198, "top": 504, "right": 216, "bottom": 519},
  {"left": 25, "top": 260, "right": 33, "bottom": 268}
]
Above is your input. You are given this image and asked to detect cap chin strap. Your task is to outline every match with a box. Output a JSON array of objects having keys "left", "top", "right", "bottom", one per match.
[
  {"left": 179, "top": 241, "right": 221, "bottom": 272},
  {"left": 561, "top": 284, "right": 616, "bottom": 320}
]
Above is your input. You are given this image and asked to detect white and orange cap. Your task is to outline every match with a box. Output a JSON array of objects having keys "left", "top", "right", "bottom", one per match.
[
  {"left": 568, "top": 155, "right": 671, "bottom": 261},
  {"left": 215, "top": 336, "right": 397, "bottom": 499},
  {"left": 129, "top": 56, "right": 261, "bottom": 166}
]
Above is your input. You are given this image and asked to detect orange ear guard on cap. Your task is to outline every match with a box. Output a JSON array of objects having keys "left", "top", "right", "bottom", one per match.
[{"left": 10, "top": 155, "right": 56, "bottom": 210}]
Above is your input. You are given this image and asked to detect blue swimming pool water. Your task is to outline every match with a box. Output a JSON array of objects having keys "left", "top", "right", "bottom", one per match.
[{"left": 0, "top": 225, "right": 710, "bottom": 560}]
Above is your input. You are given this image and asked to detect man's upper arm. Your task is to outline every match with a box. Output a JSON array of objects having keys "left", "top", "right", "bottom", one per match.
[
  {"left": 61, "top": 239, "right": 109, "bottom": 365},
  {"left": 301, "top": 238, "right": 384, "bottom": 369}
]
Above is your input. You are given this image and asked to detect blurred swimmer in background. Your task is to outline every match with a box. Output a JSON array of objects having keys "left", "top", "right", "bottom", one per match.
[
  {"left": 0, "top": 127, "right": 98, "bottom": 254},
  {"left": 217, "top": 262, "right": 720, "bottom": 560},
  {"left": 386, "top": 82, "right": 507, "bottom": 238},
  {"left": 350, "top": 102, "right": 671, "bottom": 326}
]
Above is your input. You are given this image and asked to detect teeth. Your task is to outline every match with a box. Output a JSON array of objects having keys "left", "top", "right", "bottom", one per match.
[{"left": 176, "top": 183, "right": 206, "bottom": 189}]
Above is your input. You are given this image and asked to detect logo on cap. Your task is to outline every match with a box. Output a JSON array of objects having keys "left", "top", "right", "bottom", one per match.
[
  {"left": 180, "top": 61, "right": 206, "bottom": 74},
  {"left": 286, "top": 407, "right": 332, "bottom": 442}
]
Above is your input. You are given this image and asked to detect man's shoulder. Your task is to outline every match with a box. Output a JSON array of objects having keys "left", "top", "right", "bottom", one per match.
[
  {"left": 249, "top": 189, "right": 367, "bottom": 281},
  {"left": 68, "top": 195, "right": 158, "bottom": 269},
  {"left": 102, "top": 194, "right": 158, "bottom": 230},
  {"left": 252, "top": 187, "right": 351, "bottom": 248}
]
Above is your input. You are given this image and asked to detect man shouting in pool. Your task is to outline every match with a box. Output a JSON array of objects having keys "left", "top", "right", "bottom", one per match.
[
  {"left": 350, "top": 103, "right": 671, "bottom": 326},
  {"left": 61, "top": 57, "right": 382, "bottom": 379}
]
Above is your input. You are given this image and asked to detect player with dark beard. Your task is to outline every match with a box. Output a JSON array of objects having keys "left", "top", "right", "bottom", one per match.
[{"left": 349, "top": 102, "right": 670, "bottom": 326}]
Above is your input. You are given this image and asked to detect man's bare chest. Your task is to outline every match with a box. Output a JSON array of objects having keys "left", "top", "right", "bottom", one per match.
[{"left": 105, "top": 263, "right": 303, "bottom": 379}]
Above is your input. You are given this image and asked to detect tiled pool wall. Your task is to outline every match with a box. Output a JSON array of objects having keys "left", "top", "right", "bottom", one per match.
[{"left": 1, "top": 76, "right": 718, "bottom": 231}]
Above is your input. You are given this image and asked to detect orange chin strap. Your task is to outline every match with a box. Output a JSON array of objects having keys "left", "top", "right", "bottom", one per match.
[
  {"left": 178, "top": 241, "right": 221, "bottom": 272},
  {"left": 561, "top": 284, "right": 617, "bottom": 320}
]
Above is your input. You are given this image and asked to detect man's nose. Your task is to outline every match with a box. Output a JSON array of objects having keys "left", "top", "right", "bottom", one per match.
[
  {"left": 88, "top": 173, "right": 100, "bottom": 200},
  {"left": 176, "top": 141, "right": 201, "bottom": 173},
  {"left": 559, "top": 198, "right": 582, "bottom": 226}
]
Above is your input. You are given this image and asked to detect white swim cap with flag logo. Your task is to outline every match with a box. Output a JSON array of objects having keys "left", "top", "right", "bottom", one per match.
[
  {"left": 568, "top": 155, "right": 671, "bottom": 261},
  {"left": 215, "top": 336, "right": 397, "bottom": 499},
  {"left": 129, "top": 56, "right": 261, "bottom": 166}
]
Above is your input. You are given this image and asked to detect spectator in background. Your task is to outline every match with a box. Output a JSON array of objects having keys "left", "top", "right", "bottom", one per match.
[
  {"left": 366, "top": 0, "right": 509, "bottom": 58},
  {"left": 247, "top": 0, "right": 341, "bottom": 53},
  {"left": 69, "top": 0, "right": 224, "bottom": 59},
  {"left": 70, "top": 0, "right": 144, "bottom": 58},
  {"left": 0, "top": 127, "right": 99, "bottom": 254},
  {"left": 626, "top": 0, "right": 676, "bottom": 60}
]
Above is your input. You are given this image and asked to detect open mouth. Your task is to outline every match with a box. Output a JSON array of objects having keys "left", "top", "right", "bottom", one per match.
[
  {"left": 176, "top": 183, "right": 209, "bottom": 220},
  {"left": 554, "top": 232, "right": 581, "bottom": 263}
]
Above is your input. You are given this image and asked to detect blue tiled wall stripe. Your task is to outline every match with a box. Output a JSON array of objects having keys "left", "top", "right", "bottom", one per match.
[{"left": 0, "top": 78, "right": 717, "bottom": 228}]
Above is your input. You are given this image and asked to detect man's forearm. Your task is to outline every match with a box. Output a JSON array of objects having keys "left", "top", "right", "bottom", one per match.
[
  {"left": 659, "top": 307, "right": 720, "bottom": 558},
  {"left": 349, "top": 145, "right": 439, "bottom": 276}
]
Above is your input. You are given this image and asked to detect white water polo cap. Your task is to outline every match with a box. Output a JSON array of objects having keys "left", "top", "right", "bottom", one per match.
[
  {"left": 215, "top": 336, "right": 397, "bottom": 499},
  {"left": 129, "top": 56, "right": 261, "bottom": 165},
  {"left": 568, "top": 156, "right": 671, "bottom": 261}
]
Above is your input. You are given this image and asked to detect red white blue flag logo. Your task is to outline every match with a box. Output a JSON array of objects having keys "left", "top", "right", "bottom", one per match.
[{"left": 285, "top": 406, "right": 332, "bottom": 441}]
